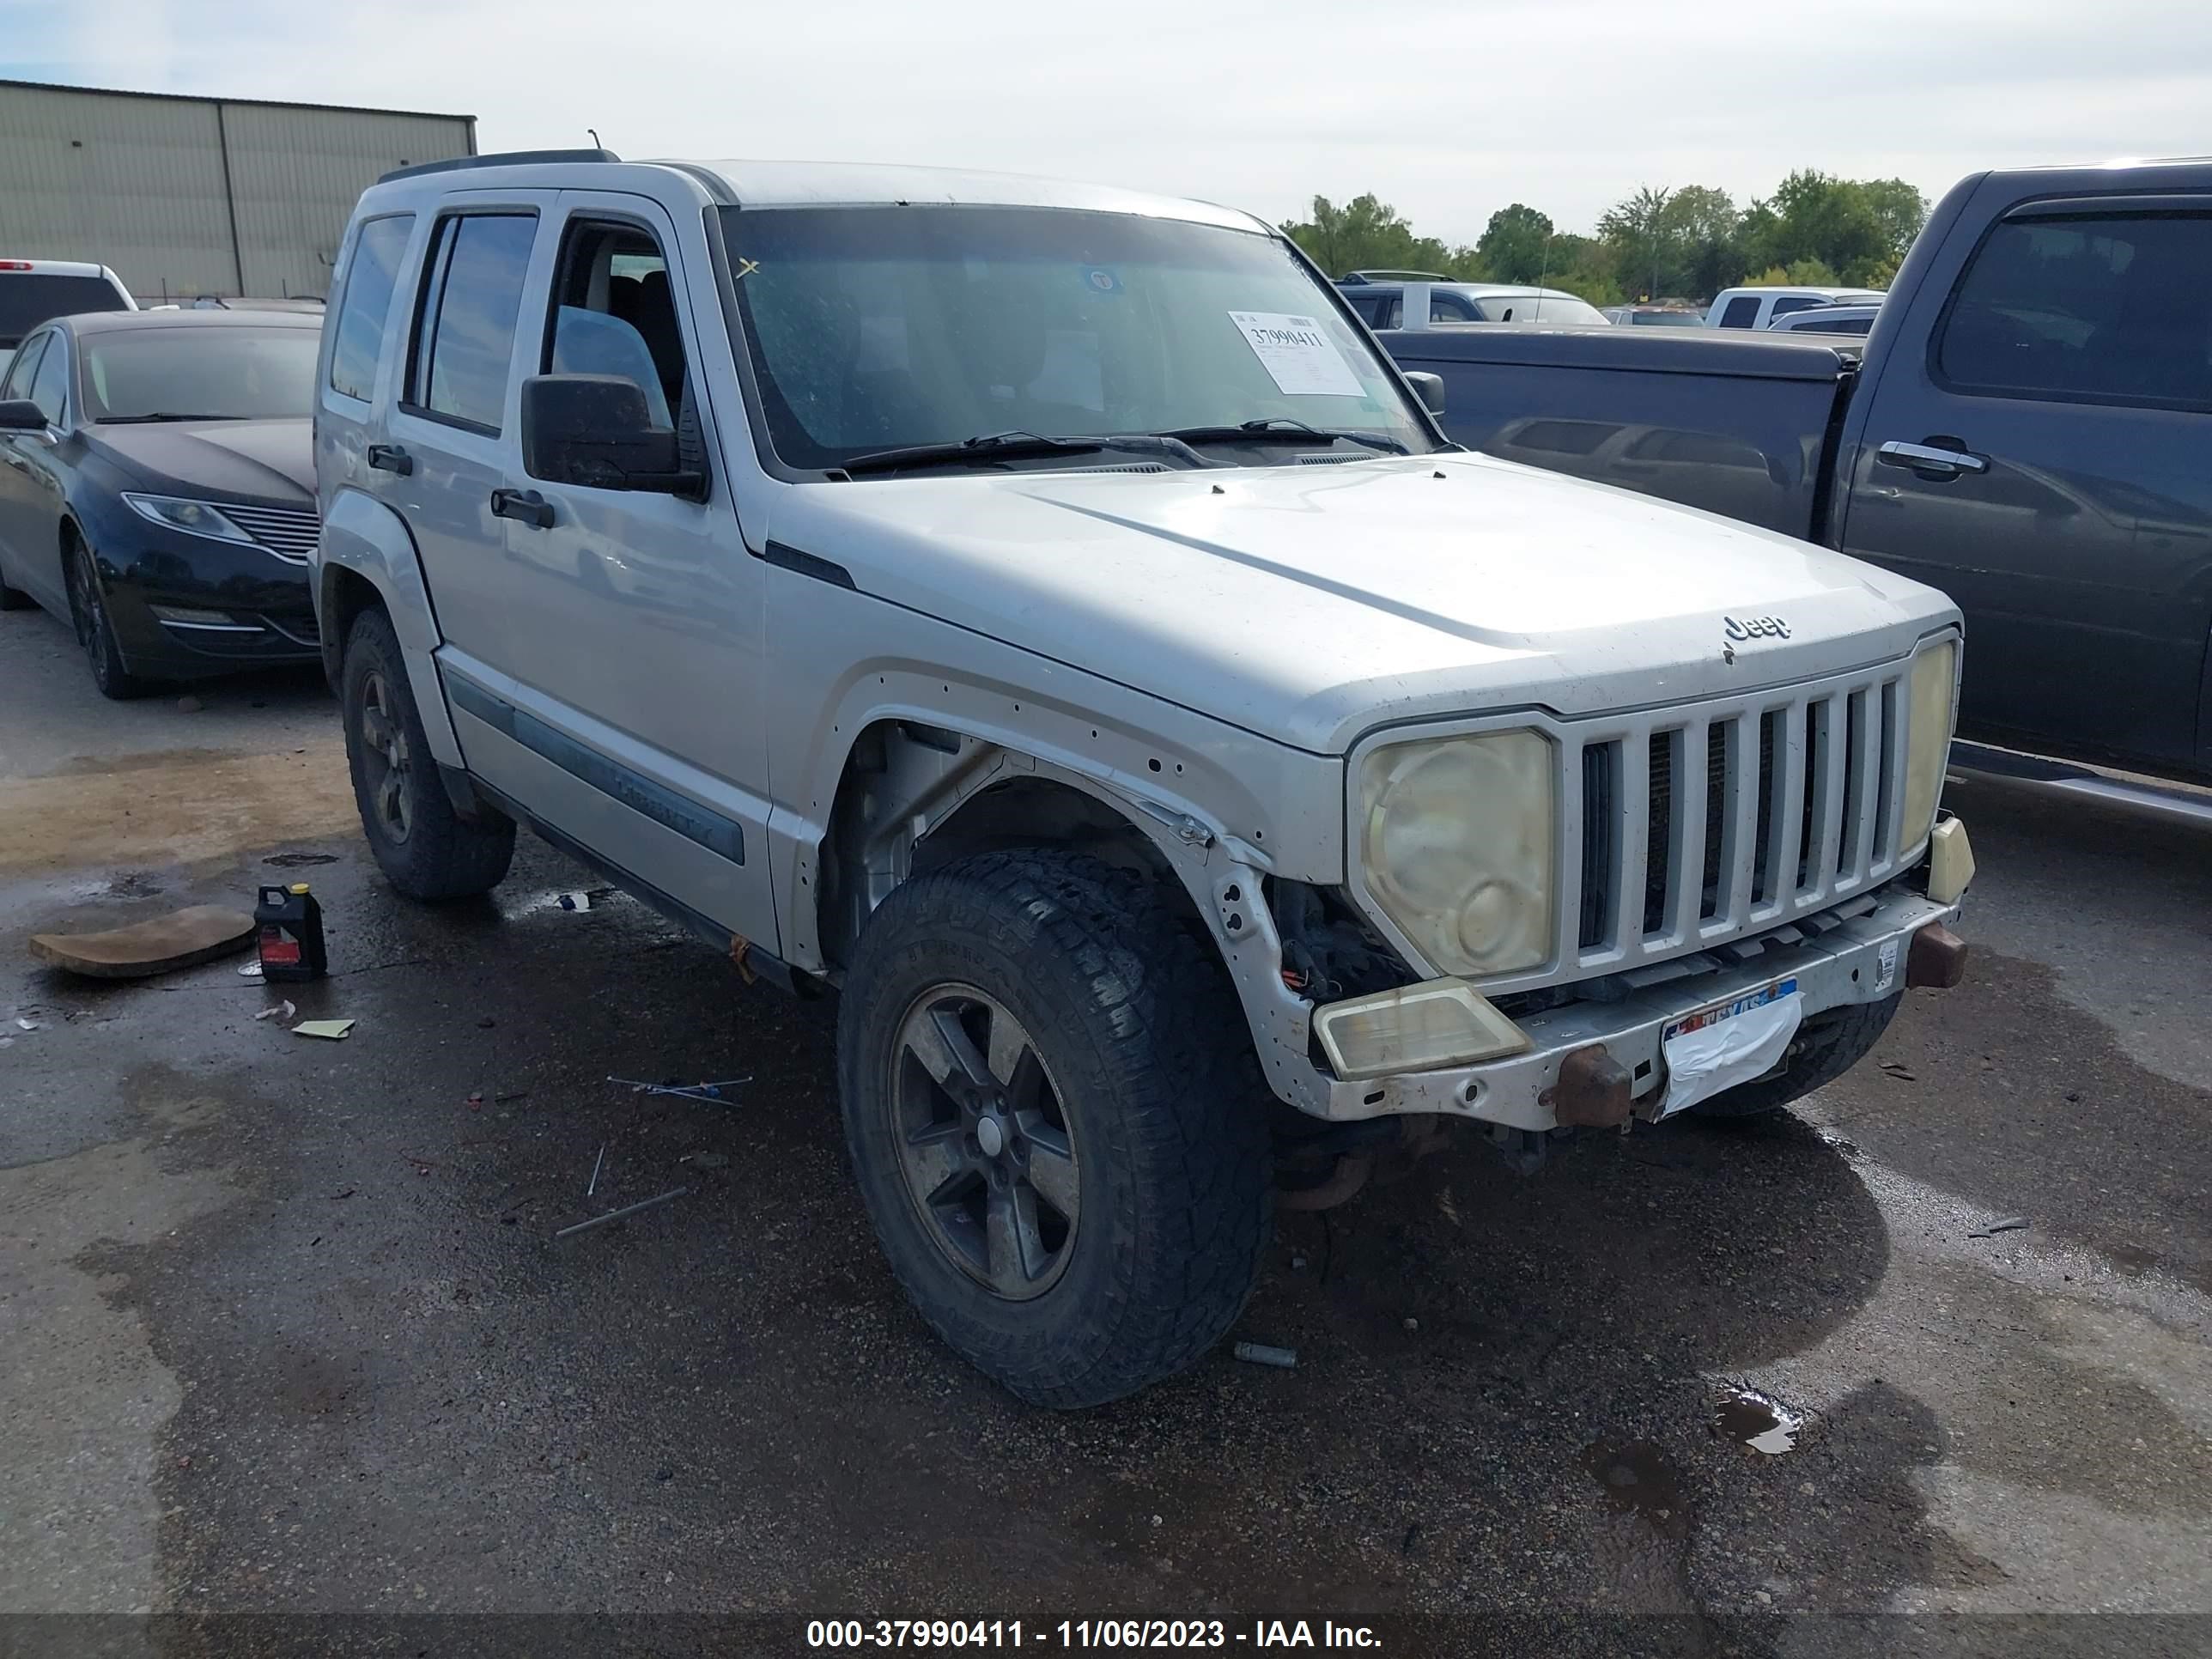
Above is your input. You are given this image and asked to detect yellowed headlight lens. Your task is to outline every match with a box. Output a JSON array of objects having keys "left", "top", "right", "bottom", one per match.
[
  {"left": 1358, "top": 730, "right": 1556, "bottom": 977},
  {"left": 1901, "top": 640, "right": 1957, "bottom": 851}
]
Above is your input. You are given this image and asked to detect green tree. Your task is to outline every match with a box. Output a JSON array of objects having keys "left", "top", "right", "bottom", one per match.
[
  {"left": 1475, "top": 203, "right": 1553, "bottom": 283},
  {"left": 1659, "top": 185, "right": 1741, "bottom": 301},
  {"left": 1279, "top": 194, "right": 1476, "bottom": 281},
  {"left": 1597, "top": 185, "right": 1674, "bottom": 301},
  {"left": 1738, "top": 171, "right": 1923, "bottom": 288}
]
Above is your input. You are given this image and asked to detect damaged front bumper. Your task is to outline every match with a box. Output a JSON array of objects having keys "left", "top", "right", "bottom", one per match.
[{"left": 1308, "top": 884, "right": 1963, "bottom": 1128}]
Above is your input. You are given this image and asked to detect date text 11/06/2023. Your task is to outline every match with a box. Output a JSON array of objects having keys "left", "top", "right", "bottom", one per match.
[{"left": 806, "top": 1620, "right": 1382, "bottom": 1649}]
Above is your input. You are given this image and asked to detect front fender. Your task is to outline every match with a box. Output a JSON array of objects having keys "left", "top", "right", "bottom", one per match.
[{"left": 314, "top": 486, "right": 463, "bottom": 769}]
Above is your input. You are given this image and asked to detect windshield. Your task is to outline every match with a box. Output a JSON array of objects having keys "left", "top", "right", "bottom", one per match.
[
  {"left": 81, "top": 326, "right": 319, "bottom": 422},
  {"left": 720, "top": 204, "right": 1436, "bottom": 471},
  {"left": 0, "top": 273, "right": 129, "bottom": 345}
]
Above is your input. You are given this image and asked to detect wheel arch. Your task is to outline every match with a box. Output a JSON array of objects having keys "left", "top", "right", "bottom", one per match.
[
  {"left": 801, "top": 714, "right": 1322, "bottom": 1114},
  {"left": 316, "top": 487, "right": 463, "bottom": 769}
]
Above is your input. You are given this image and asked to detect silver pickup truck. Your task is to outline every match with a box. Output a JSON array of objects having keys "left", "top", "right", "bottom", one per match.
[{"left": 310, "top": 150, "right": 1974, "bottom": 1407}]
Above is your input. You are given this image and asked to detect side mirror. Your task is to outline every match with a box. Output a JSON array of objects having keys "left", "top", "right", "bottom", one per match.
[
  {"left": 0, "top": 398, "right": 49, "bottom": 433},
  {"left": 520, "top": 374, "right": 702, "bottom": 496},
  {"left": 1403, "top": 371, "right": 1446, "bottom": 417}
]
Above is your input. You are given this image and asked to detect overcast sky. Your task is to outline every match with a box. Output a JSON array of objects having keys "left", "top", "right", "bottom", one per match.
[{"left": 6, "top": 0, "right": 2209, "bottom": 239}]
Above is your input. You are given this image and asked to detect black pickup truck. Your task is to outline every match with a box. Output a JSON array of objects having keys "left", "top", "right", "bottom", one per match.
[{"left": 1379, "top": 160, "right": 2212, "bottom": 790}]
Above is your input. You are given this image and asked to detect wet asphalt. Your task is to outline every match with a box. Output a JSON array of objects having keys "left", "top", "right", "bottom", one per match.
[{"left": 1, "top": 602, "right": 2208, "bottom": 1658}]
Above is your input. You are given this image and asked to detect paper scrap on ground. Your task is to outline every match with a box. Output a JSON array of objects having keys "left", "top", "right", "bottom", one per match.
[
  {"left": 1228, "top": 312, "right": 1364, "bottom": 397},
  {"left": 293, "top": 1018, "right": 356, "bottom": 1041},
  {"left": 1658, "top": 988, "right": 1802, "bottom": 1117},
  {"left": 254, "top": 1000, "right": 296, "bottom": 1024}
]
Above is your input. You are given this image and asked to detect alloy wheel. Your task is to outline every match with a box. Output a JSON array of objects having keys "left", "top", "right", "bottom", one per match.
[
  {"left": 890, "top": 985, "right": 1080, "bottom": 1302},
  {"left": 356, "top": 671, "right": 414, "bottom": 844}
]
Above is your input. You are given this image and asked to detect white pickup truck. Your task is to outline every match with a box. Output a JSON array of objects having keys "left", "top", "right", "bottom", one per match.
[{"left": 310, "top": 151, "right": 1973, "bottom": 1406}]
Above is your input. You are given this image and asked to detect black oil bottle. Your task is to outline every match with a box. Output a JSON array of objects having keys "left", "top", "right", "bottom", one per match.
[{"left": 255, "top": 882, "right": 328, "bottom": 981}]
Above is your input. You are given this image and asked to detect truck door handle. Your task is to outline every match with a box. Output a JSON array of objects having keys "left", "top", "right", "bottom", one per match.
[
  {"left": 366, "top": 443, "right": 414, "bottom": 476},
  {"left": 1876, "top": 440, "right": 1989, "bottom": 477},
  {"left": 489, "top": 487, "right": 556, "bottom": 530}
]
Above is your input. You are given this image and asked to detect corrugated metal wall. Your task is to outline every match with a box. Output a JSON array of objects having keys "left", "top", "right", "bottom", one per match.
[{"left": 0, "top": 82, "right": 473, "bottom": 302}]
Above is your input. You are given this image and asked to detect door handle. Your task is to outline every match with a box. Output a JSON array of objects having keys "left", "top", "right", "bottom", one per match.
[
  {"left": 489, "top": 487, "right": 556, "bottom": 530},
  {"left": 1876, "top": 439, "right": 1989, "bottom": 477},
  {"left": 366, "top": 443, "right": 414, "bottom": 476}
]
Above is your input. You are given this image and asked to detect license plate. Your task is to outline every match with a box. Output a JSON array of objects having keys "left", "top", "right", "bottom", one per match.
[
  {"left": 1657, "top": 975, "right": 1805, "bottom": 1118},
  {"left": 1664, "top": 975, "right": 1800, "bottom": 1043}
]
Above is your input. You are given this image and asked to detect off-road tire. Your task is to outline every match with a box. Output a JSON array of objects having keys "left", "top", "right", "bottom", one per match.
[
  {"left": 65, "top": 532, "right": 149, "bottom": 700},
  {"left": 838, "top": 849, "right": 1274, "bottom": 1408},
  {"left": 1690, "top": 992, "right": 1904, "bottom": 1119},
  {"left": 341, "top": 607, "right": 515, "bottom": 901}
]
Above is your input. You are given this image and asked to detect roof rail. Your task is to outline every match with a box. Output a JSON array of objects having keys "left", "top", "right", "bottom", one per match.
[
  {"left": 379, "top": 147, "right": 621, "bottom": 184},
  {"left": 1339, "top": 269, "right": 1451, "bottom": 284}
]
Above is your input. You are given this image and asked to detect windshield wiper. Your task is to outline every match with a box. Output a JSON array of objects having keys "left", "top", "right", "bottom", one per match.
[
  {"left": 838, "top": 428, "right": 1215, "bottom": 477},
  {"left": 1156, "top": 419, "right": 1408, "bottom": 455},
  {"left": 98, "top": 412, "right": 247, "bottom": 424}
]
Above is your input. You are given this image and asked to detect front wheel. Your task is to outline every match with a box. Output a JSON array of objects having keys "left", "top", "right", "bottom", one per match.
[
  {"left": 66, "top": 535, "right": 149, "bottom": 700},
  {"left": 838, "top": 850, "right": 1273, "bottom": 1408},
  {"left": 341, "top": 607, "right": 515, "bottom": 901}
]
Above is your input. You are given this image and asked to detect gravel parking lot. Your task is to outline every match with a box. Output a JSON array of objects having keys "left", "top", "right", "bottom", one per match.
[{"left": 2, "top": 607, "right": 2208, "bottom": 1656}]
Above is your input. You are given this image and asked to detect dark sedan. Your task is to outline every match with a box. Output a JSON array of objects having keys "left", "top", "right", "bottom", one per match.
[{"left": 0, "top": 308, "right": 323, "bottom": 699}]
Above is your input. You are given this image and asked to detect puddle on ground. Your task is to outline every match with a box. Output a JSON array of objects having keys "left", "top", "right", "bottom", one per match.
[
  {"left": 1712, "top": 1388, "right": 1803, "bottom": 1454},
  {"left": 1581, "top": 1438, "right": 1690, "bottom": 1536},
  {"left": 264, "top": 852, "right": 341, "bottom": 869}
]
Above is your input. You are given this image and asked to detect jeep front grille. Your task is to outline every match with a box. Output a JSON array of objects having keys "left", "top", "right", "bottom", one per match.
[{"left": 1562, "top": 661, "right": 1912, "bottom": 980}]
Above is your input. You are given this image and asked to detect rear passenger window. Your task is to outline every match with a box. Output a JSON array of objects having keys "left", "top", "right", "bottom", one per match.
[
  {"left": 1768, "top": 296, "right": 1822, "bottom": 318},
  {"left": 409, "top": 214, "right": 538, "bottom": 432},
  {"left": 1937, "top": 213, "right": 2212, "bottom": 409},
  {"left": 328, "top": 215, "right": 415, "bottom": 402},
  {"left": 541, "top": 219, "right": 689, "bottom": 430},
  {"left": 1719, "top": 296, "right": 1761, "bottom": 328}
]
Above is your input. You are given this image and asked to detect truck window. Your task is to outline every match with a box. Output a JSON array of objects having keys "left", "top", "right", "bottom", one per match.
[
  {"left": 542, "top": 219, "right": 688, "bottom": 428},
  {"left": 1430, "top": 293, "right": 1476, "bottom": 322},
  {"left": 1768, "top": 296, "right": 1824, "bottom": 318},
  {"left": 407, "top": 213, "right": 538, "bottom": 433},
  {"left": 328, "top": 215, "right": 416, "bottom": 402},
  {"left": 1718, "top": 296, "right": 1761, "bottom": 328},
  {"left": 1937, "top": 213, "right": 2212, "bottom": 409},
  {"left": 1343, "top": 295, "right": 1388, "bottom": 327}
]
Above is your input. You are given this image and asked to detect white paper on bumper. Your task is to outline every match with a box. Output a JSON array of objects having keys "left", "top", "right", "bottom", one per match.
[{"left": 1657, "top": 989, "right": 1803, "bottom": 1118}]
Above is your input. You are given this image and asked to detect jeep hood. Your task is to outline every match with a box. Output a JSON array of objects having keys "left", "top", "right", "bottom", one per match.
[{"left": 769, "top": 452, "right": 1958, "bottom": 755}]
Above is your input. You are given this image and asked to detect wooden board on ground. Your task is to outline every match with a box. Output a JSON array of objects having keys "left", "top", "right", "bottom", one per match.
[{"left": 29, "top": 906, "right": 256, "bottom": 979}]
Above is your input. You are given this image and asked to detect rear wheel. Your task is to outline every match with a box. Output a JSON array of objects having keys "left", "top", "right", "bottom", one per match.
[
  {"left": 1689, "top": 993, "right": 1903, "bottom": 1119},
  {"left": 65, "top": 533, "right": 149, "bottom": 700},
  {"left": 341, "top": 606, "right": 515, "bottom": 901},
  {"left": 838, "top": 850, "right": 1273, "bottom": 1408}
]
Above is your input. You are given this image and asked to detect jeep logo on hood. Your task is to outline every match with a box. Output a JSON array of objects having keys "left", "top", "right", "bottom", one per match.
[{"left": 1724, "top": 615, "right": 1791, "bottom": 642}]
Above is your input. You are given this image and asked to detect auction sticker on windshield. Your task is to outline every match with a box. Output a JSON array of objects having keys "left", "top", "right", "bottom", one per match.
[{"left": 1229, "top": 311, "right": 1364, "bottom": 397}]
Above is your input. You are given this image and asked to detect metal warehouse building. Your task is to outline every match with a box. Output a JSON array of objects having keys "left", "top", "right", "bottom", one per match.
[{"left": 0, "top": 79, "right": 476, "bottom": 303}]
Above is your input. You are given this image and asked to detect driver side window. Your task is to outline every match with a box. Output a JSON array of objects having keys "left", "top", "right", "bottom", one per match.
[
  {"left": 542, "top": 219, "right": 690, "bottom": 428},
  {"left": 27, "top": 334, "right": 69, "bottom": 424},
  {"left": 2, "top": 334, "right": 46, "bottom": 402}
]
